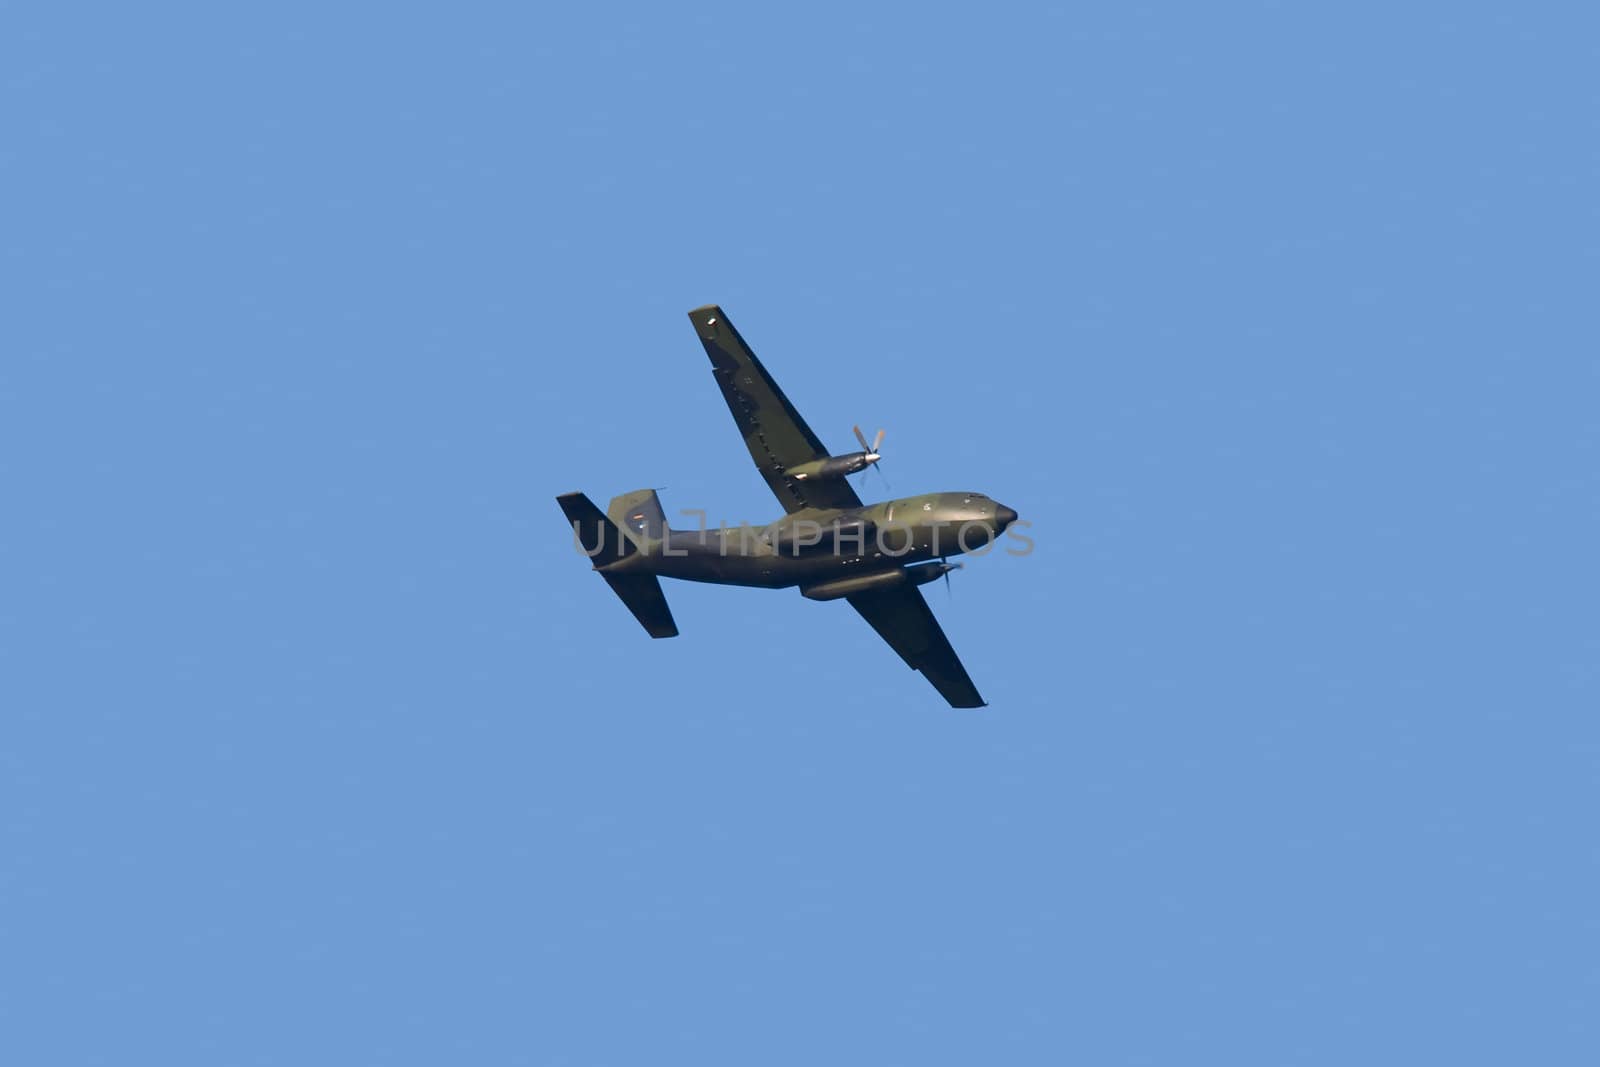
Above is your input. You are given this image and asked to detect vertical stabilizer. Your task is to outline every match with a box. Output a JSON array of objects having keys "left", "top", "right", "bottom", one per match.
[{"left": 607, "top": 489, "right": 669, "bottom": 548}]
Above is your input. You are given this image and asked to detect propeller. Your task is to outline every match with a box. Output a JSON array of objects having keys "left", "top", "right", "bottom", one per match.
[
  {"left": 852, "top": 424, "right": 889, "bottom": 488},
  {"left": 943, "top": 559, "right": 963, "bottom": 598}
]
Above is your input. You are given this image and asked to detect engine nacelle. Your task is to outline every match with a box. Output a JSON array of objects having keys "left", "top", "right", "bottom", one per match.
[
  {"left": 800, "top": 561, "right": 959, "bottom": 601},
  {"left": 784, "top": 451, "right": 877, "bottom": 481}
]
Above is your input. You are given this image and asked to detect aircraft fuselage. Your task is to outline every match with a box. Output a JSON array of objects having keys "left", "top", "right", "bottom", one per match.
[{"left": 598, "top": 491, "right": 1019, "bottom": 590}]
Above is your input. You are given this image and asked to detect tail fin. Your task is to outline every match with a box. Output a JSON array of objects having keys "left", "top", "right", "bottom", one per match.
[
  {"left": 607, "top": 488, "right": 669, "bottom": 547},
  {"left": 558, "top": 491, "right": 679, "bottom": 638},
  {"left": 557, "top": 491, "right": 636, "bottom": 567}
]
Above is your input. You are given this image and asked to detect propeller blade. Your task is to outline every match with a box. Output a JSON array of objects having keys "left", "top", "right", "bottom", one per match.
[
  {"left": 942, "top": 560, "right": 963, "bottom": 598},
  {"left": 852, "top": 424, "right": 887, "bottom": 486}
]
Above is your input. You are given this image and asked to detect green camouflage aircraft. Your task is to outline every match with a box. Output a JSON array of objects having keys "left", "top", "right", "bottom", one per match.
[{"left": 557, "top": 305, "right": 1020, "bottom": 708}]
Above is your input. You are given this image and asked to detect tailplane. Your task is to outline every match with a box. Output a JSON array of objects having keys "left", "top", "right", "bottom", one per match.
[
  {"left": 557, "top": 491, "right": 636, "bottom": 567},
  {"left": 557, "top": 491, "right": 678, "bottom": 639},
  {"left": 601, "top": 574, "right": 678, "bottom": 638}
]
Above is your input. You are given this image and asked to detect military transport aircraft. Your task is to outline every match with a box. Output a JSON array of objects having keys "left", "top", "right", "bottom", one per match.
[{"left": 557, "top": 305, "right": 1019, "bottom": 708}]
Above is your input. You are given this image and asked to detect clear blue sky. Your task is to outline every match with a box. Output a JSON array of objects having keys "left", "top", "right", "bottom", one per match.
[{"left": 3, "top": 3, "right": 1596, "bottom": 1064}]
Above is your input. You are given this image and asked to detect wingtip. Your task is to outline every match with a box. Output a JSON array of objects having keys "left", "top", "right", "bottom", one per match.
[{"left": 687, "top": 304, "right": 726, "bottom": 340}]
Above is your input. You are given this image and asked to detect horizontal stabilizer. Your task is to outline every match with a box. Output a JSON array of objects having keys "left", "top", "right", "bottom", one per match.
[
  {"left": 602, "top": 573, "right": 679, "bottom": 638},
  {"left": 557, "top": 491, "right": 636, "bottom": 568}
]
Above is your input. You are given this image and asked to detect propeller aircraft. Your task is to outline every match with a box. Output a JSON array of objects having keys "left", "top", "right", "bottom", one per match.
[{"left": 557, "top": 305, "right": 1020, "bottom": 707}]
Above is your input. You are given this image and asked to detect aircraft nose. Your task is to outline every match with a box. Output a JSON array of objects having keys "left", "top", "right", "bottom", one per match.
[{"left": 995, "top": 504, "right": 1018, "bottom": 530}]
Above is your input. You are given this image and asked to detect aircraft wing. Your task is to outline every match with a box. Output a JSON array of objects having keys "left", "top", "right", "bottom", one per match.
[
  {"left": 847, "top": 586, "right": 986, "bottom": 708},
  {"left": 688, "top": 305, "right": 863, "bottom": 514}
]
